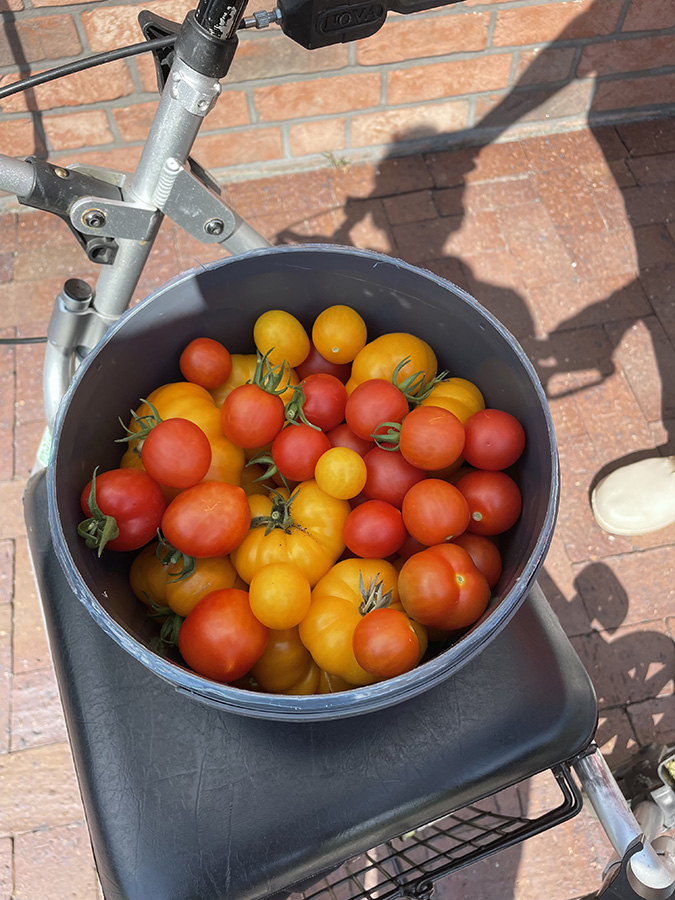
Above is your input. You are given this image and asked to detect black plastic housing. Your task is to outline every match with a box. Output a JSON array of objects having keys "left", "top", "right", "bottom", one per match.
[{"left": 278, "top": 0, "right": 463, "bottom": 49}]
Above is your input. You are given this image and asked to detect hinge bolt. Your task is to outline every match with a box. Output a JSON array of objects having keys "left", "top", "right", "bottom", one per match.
[
  {"left": 204, "top": 218, "right": 225, "bottom": 236},
  {"left": 83, "top": 209, "right": 106, "bottom": 229}
]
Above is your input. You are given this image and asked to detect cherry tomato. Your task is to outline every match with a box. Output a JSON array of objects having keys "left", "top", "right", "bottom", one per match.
[
  {"left": 141, "top": 418, "right": 212, "bottom": 489},
  {"left": 129, "top": 541, "right": 171, "bottom": 607},
  {"left": 352, "top": 608, "right": 420, "bottom": 679},
  {"left": 165, "top": 555, "right": 240, "bottom": 617},
  {"left": 125, "top": 383, "right": 244, "bottom": 486},
  {"left": 456, "top": 470, "right": 522, "bottom": 535},
  {"left": 297, "top": 373, "right": 348, "bottom": 432},
  {"left": 347, "top": 333, "right": 437, "bottom": 396},
  {"left": 362, "top": 446, "right": 425, "bottom": 508},
  {"left": 420, "top": 377, "right": 485, "bottom": 423},
  {"left": 248, "top": 562, "right": 312, "bottom": 629},
  {"left": 161, "top": 481, "right": 251, "bottom": 558},
  {"left": 312, "top": 304, "right": 367, "bottom": 365},
  {"left": 272, "top": 424, "right": 331, "bottom": 482},
  {"left": 251, "top": 627, "right": 321, "bottom": 694},
  {"left": 327, "top": 423, "right": 373, "bottom": 457},
  {"left": 398, "top": 543, "right": 490, "bottom": 631},
  {"left": 254, "top": 309, "right": 310, "bottom": 369},
  {"left": 343, "top": 500, "right": 406, "bottom": 558},
  {"left": 179, "top": 337, "right": 232, "bottom": 390},
  {"left": 295, "top": 342, "right": 351, "bottom": 383},
  {"left": 463, "top": 408, "right": 526, "bottom": 470},
  {"left": 79, "top": 468, "right": 166, "bottom": 554},
  {"left": 221, "top": 384, "right": 286, "bottom": 449},
  {"left": 396, "top": 532, "right": 427, "bottom": 560},
  {"left": 401, "top": 478, "right": 470, "bottom": 545},
  {"left": 399, "top": 405, "right": 465, "bottom": 471},
  {"left": 210, "top": 354, "right": 299, "bottom": 407},
  {"left": 178, "top": 588, "right": 269, "bottom": 682},
  {"left": 314, "top": 447, "right": 367, "bottom": 500},
  {"left": 345, "top": 379, "right": 409, "bottom": 441},
  {"left": 451, "top": 532, "right": 502, "bottom": 588}
]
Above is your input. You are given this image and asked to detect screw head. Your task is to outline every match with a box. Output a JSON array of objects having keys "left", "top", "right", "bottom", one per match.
[
  {"left": 53, "top": 166, "right": 69, "bottom": 179},
  {"left": 83, "top": 209, "right": 106, "bottom": 229},
  {"left": 204, "top": 218, "right": 225, "bottom": 236}
]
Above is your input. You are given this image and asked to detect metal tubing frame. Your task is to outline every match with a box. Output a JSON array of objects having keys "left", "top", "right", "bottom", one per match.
[{"left": 573, "top": 749, "right": 675, "bottom": 900}]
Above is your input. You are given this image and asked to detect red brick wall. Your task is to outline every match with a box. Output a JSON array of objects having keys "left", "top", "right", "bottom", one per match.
[{"left": 1, "top": 0, "right": 674, "bottom": 182}]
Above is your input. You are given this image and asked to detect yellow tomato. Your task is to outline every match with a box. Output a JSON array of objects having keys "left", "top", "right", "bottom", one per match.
[
  {"left": 231, "top": 481, "right": 350, "bottom": 587},
  {"left": 421, "top": 377, "right": 485, "bottom": 423},
  {"left": 312, "top": 305, "right": 367, "bottom": 365},
  {"left": 210, "top": 354, "right": 299, "bottom": 407},
  {"left": 210, "top": 354, "right": 257, "bottom": 406},
  {"left": 314, "top": 447, "right": 367, "bottom": 500},
  {"left": 299, "top": 558, "right": 398, "bottom": 686},
  {"left": 251, "top": 627, "right": 321, "bottom": 694},
  {"left": 129, "top": 542, "right": 171, "bottom": 608},
  {"left": 300, "top": 558, "right": 427, "bottom": 685},
  {"left": 125, "top": 383, "right": 245, "bottom": 485},
  {"left": 316, "top": 670, "right": 356, "bottom": 694},
  {"left": 249, "top": 562, "right": 312, "bottom": 629},
  {"left": 254, "top": 310, "right": 310, "bottom": 369},
  {"left": 346, "top": 332, "right": 437, "bottom": 396},
  {"left": 165, "top": 555, "right": 239, "bottom": 617}
]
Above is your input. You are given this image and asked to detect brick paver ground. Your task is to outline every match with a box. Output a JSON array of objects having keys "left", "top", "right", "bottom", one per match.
[{"left": 1, "top": 119, "right": 674, "bottom": 899}]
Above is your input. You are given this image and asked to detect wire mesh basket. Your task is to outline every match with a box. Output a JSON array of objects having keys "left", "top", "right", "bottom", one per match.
[{"left": 291, "top": 764, "right": 582, "bottom": 900}]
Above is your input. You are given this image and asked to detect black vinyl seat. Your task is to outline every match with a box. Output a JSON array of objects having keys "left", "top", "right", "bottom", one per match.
[{"left": 25, "top": 467, "right": 597, "bottom": 900}]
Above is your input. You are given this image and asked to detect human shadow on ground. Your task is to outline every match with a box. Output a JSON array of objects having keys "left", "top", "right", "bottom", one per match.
[
  {"left": 271, "top": 3, "right": 675, "bottom": 895},
  {"left": 276, "top": 0, "right": 675, "bottom": 489}
]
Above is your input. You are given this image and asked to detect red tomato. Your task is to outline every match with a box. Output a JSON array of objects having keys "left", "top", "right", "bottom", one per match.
[
  {"left": 399, "top": 405, "right": 465, "bottom": 471},
  {"left": 345, "top": 379, "right": 409, "bottom": 441},
  {"left": 179, "top": 337, "right": 232, "bottom": 390},
  {"left": 295, "top": 341, "right": 351, "bottom": 383},
  {"left": 456, "top": 470, "right": 522, "bottom": 535},
  {"left": 362, "top": 447, "right": 425, "bottom": 508},
  {"left": 79, "top": 468, "right": 166, "bottom": 554},
  {"left": 353, "top": 608, "right": 420, "bottom": 679},
  {"left": 451, "top": 532, "right": 502, "bottom": 588},
  {"left": 401, "top": 478, "right": 470, "bottom": 545},
  {"left": 298, "top": 374, "right": 348, "bottom": 432},
  {"left": 162, "top": 481, "right": 251, "bottom": 557},
  {"left": 462, "top": 409, "right": 526, "bottom": 470},
  {"left": 398, "top": 543, "right": 490, "bottom": 631},
  {"left": 342, "top": 500, "right": 406, "bottom": 558},
  {"left": 221, "top": 384, "right": 285, "bottom": 449},
  {"left": 272, "top": 424, "right": 331, "bottom": 482},
  {"left": 141, "top": 418, "right": 212, "bottom": 489},
  {"left": 397, "top": 532, "right": 427, "bottom": 560},
  {"left": 327, "top": 423, "right": 373, "bottom": 458},
  {"left": 178, "top": 588, "right": 269, "bottom": 682}
]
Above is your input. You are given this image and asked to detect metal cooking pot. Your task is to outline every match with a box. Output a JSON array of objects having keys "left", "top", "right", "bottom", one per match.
[{"left": 47, "top": 245, "right": 559, "bottom": 720}]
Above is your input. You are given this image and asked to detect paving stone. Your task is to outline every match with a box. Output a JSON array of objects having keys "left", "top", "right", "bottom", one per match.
[
  {"left": 0, "top": 606, "right": 11, "bottom": 755},
  {"left": 13, "top": 822, "right": 99, "bottom": 900},
  {"left": 0, "top": 837, "right": 11, "bottom": 900},
  {"left": 570, "top": 619, "right": 674, "bottom": 709},
  {"left": 13, "top": 537, "right": 51, "bottom": 674},
  {"left": 3, "top": 121, "right": 675, "bottom": 900},
  {"left": 628, "top": 694, "right": 675, "bottom": 748},
  {"left": 0, "top": 741, "right": 84, "bottom": 835},
  {"left": 11, "top": 665, "right": 67, "bottom": 752},
  {"left": 574, "top": 547, "right": 675, "bottom": 630}
]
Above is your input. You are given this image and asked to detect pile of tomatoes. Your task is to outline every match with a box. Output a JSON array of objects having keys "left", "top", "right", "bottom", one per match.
[{"left": 77, "top": 304, "right": 526, "bottom": 696}]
